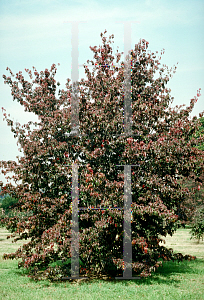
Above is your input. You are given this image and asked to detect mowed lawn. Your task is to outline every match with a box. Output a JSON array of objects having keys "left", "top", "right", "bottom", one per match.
[{"left": 0, "top": 227, "right": 203, "bottom": 300}]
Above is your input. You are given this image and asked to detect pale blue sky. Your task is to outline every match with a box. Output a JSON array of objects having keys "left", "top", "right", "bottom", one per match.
[{"left": 0, "top": 0, "right": 204, "bottom": 184}]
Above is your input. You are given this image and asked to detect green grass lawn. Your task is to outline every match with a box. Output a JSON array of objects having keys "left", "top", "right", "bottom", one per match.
[{"left": 0, "top": 227, "right": 204, "bottom": 300}]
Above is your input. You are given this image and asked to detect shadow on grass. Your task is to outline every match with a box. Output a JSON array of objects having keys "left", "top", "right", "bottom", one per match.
[
  {"left": 11, "top": 258, "right": 204, "bottom": 288},
  {"left": 143, "top": 259, "right": 203, "bottom": 285}
]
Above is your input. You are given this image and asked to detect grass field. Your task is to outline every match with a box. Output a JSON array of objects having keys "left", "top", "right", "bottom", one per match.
[{"left": 0, "top": 227, "right": 204, "bottom": 300}]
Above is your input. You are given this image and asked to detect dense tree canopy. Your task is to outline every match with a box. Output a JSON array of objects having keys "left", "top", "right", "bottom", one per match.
[{"left": 0, "top": 31, "right": 203, "bottom": 280}]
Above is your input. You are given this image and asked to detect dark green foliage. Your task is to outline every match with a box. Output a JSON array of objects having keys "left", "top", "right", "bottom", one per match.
[
  {"left": 190, "top": 206, "right": 204, "bottom": 242},
  {"left": 1, "top": 195, "right": 19, "bottom": 213},
  {"left": 194, "top": 117, "right": 204, "bottom": 151}
]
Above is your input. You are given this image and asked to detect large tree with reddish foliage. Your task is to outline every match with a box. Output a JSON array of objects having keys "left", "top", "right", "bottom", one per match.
[{"left": 1, "top": 30, "right": 203, "bottom": 280}]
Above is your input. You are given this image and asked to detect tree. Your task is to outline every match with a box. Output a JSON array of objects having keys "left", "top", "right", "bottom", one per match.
[
  {"left": 1, "top": 195, "right": 19, "bottom": 213},
  {"left": 177, "top": 116, "right": 204, "bottom": 225},
  {"left": 194, "top": 117, "right": 204, "bottom": 151},
  {"left": 185, "top": 116, "right": 204, "bottom": 239},
  {"left": 0, "top": 30, "right": 203, "bottom": 280},
  {"left": 190, "top": 206, "right": 204, "bottom": 243}
]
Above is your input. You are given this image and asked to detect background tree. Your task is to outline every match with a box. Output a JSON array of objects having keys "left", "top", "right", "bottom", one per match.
[
  {"left": 177, "top": 116, "right": 204, "bottom": 225},
  {"left": 0, "top": 195, "right": 19, "bottom": 213},
  {"left": 190, "top": 206, "right": 204, "bottom": 243},
  {"left": 182, "top": 116, "right": 204, "bottom": 240},
  {"left": 194, "top": 116, "right": 204, "bottom": 151},
  {"left": 0, "top": 31, "right": 203, "bottom": 280}
]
